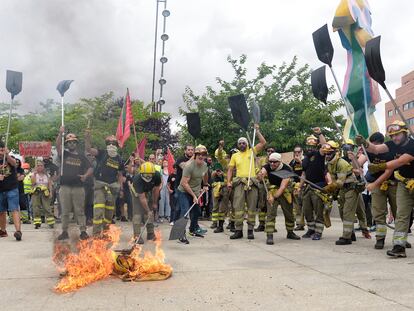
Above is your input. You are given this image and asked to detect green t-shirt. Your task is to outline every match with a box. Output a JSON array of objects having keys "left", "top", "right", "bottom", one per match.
[{"left": 178, "top": 159, "right": 208, "bottom": 195}]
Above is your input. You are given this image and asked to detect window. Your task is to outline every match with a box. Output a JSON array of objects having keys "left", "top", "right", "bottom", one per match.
[
  {"left": 388, "top": 110, "right": 393, "bottom": 117},
  {"left": 403, "top": 101, "right": 414, "bottom": 111},
  {"left": 408, "top": 118, "right": 414, "bottom": 126}
]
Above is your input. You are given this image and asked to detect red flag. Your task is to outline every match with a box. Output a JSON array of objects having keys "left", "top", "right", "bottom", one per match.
[
  {"left": 116, "top": 89, "right": 134, "bottom": 148},
  {"left": 135, "top": 137, "right": 147, "bottom": 159},
  {"left": 166, "top": 147, "right": 175, "bottom": 174}
]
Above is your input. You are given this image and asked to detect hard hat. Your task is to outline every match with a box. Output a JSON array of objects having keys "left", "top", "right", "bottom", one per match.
[
  {"left": 387, "top": 120, "right": 409, "bottom": 136},
  {"left": 194, "top": 144, "right": 208, "bottom": 154},
  {"left": 139, "top": 162, "right": 155, "bottom": 175},
  {"left": 112, "top": 252, "right": 134, "bottom": 274},
  {"left": 344, "top": 139, "right": 355, "bottom": 146},
  {"left": 65, "top": 133, "right": 78, "bottom": 143},
  {"left": 321, "top": 142, "right": 338, "bottom": 154},
  {"left": 306, "top": 135, "right": 318, "bottom": 146}
]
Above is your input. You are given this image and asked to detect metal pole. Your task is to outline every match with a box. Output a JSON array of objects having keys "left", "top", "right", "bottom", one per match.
[
  {"left": 158, "top": 0, "right": 167, "bottom": 112},
  {"left": 151, "top": 0, "right": 160, "bottom": 113},
  {"left": 384, "top": 88, "right": 414, "bottom": 137},
  {"left": 60, "top": 96, "right": 65, "bottom": 176},
  {"left": 2, "top": 99, "right": 13, "bottom": 171}
]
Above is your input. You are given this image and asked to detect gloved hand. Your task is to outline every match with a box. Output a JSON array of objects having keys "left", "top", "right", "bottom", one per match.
[
  {"left": 323, "top": 183, "right": 338, "bottom": 194},
  {"left": 405, "top": 180, "right": 414, "bottom": 192},
  {"left": 355, "top": 135, "right": 369, "bottom": 148},
  {"left": 368, "top": 163, "right": 387, "bottom": 174}
]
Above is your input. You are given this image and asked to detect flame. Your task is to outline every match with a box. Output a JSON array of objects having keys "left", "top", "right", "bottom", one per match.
[{"left": 53, "top": 226, "right": 172, "bottom": 293}]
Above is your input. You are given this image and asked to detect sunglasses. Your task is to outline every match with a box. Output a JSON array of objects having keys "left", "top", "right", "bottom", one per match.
[
  {"left": 238, "top": 142, "right": 247, "bottom": 145},
  {"left": 269, "top": 160, "right": 280, "bottom": 164},
  {"left": 267, "top": 150, "right": 275, "bottom": 153},
  {"left": 106, "top": 141, "right": 118, "bottom": 146}
]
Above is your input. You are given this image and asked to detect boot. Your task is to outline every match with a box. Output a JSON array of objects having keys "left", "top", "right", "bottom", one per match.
[
  {"left": 335, "top": 237, "right": 352, "bottom": 245},
  {"left": 226, "top": 222, "right": 232, "bottom": 230},
  {"left": 312, "top": 232, "right": 322, "bottom": 240},
  {"left": 266, "top": 234, "right": 274, "bottom": 245},
  {"left": 214, "top": 221, "right": 224, "bottom": 233},
  {"left": 406, "top": 242, "right": 412, "bottom": 249},
  {"left": 230, "top": 230, "right": 243, "bottom": 240},
  {"left": 247, "top": 229, "right": 254, "bottom": 240},
  {"left": 254, "top": 223, "right": 265, "bottom": 232},
  {"left": 210, "top": 222, "right": 217, "bottom": 229},
  {"left": 35, "top": 224, "right": 41, "bottom": 229},
  {"left": 362, "top": 229, "right": 372, "bottom": 239},
  {"left": 386, "top": 245, "right": 406, "bottom": 258},
  {"left": 57, "top": 231, "right": 69, "bottom": 241},
  {"left": 302, "top": 229, "right": 315, "bottom": 238},
  {"left": 287, "top": 231, "right": 301, "bottom": 240},
  {"left": 374, "top": 238, "right": 385, "bottom": 250},
  {"left": 147, "top": 232, "right": 156, "bottom": 241},
  {"left": 351, "top": 231, "right": 357, "bottom": 241},
  {"left": 80, "top": 231, "right": 89, "bottom": 240},
  {"left": 229, "top": 221, "right": 235, "bottom": 232}
]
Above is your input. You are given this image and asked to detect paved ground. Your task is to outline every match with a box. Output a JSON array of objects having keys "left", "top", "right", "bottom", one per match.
[{"left": 1, "top": 217, "right": 414, "bottom": 311}]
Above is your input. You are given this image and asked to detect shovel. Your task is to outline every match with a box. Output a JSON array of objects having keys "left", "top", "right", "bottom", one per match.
[
  {"left": 186, "top": 112, "right": 201, "bottom": 144},
  {"left": 270, "top": 170, "right": 326, "bottom": 193},
  {"left": 169, "top": 191, "right": 205, "bottom": 240}
]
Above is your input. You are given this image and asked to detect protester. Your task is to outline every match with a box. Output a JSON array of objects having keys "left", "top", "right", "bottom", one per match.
[
  {"left": 158, "top": 159, "right": 171, "bottom": 223},
  {"left": 167, "top": 167, "right": 177, "bottom": 225}
]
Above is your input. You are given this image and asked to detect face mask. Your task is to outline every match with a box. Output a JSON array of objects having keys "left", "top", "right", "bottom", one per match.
[{"left": 107, "top": 145, "right": 118, "bottom": 157}]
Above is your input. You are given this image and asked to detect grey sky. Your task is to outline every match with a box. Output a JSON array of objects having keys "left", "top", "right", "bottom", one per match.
[{"left": 0, "top": 0, "right": 413, "bottom": 133}]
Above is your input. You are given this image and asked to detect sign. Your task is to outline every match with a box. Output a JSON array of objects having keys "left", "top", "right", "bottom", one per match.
[{"left": 18, "top": 141, "right": 52, "bottom": 157}]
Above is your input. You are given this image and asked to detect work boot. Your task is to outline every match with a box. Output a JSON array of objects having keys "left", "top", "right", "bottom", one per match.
[
  {"left": 386, "top": 245, "right": 406, "bottom": 258},
  {"left": 302, "top": 229, "right": 315, "bottom": 238},
  {"left": 287, "top": 231, "right": 301, "bottom": 240},
  {"left": 178, "top": 235, "right": 189, "bottom": 244},
  {"left": 254, "top": 223, "right": 265, "bottom": 232},
  {"left": 147, "top": 232, "right": 156, "bottom": 241},
  {"left": 49, "top": 224, "right": 54, "bottom": 229},
  {"left": 214, "top": 221, "right": 224, "bottom": 233},
  {"left": 294, "top": 225, "right": 305, "bottom": 231},
  {"left": 312, "top": 232, "right": 322, "bottom": 240},
  {"left": 266, "top": 234, "right": 274, "bottom": 245},
  {"left": 229, "top": 221, "right": 235, "bottom": 232},
  {"left": 247, "top": 230, "right": 254, "bottom": 240},
  {"left": 80, "top": 231, "right": 89, "bottom": 240},
  {"left": 406, "top": 242, "right": 412, "bottom": 249},
  {"left": 335, "top": 237, "right": 352, "bottom": 245},
  {"left": 374, "top": 239, "right": 385, "bottom": 250},
  {"left": 35, "top": 224, "right": 41, "bottom": 229},
  {"left": 351, "top": 232, "right": 357, "bottom": 241},
  {"left": 362, "top": 229, "right": 372, "bottom": 239},
  {"left": 230, "top": 230, "right": 243, "bottom": 240},
  {"left": 210, "top": 222, "right": 217, "bottom": 229},
  {"left": 57, "top": 231, "right": 69, "bottom": 241},
  {"left": 14, "top": 231, "right": 22, "bottom": 241}
]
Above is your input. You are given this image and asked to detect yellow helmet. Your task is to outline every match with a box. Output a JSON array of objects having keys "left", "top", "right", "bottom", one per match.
[
  {"left": 387, "top": 120, "right": 409, "bottom": 136},
  {"left": 194, "top": 144, "right": 208, "bottom": 155},
  {"left": 321, "top": 141, "right": 339, "bottom": 154},
  {"left": 139, "top": 162, "right": 155, "bottom": 174},
  {"left": 306, "top": 135, "right": 318, "bottom": 146},
  {"left": 344, "top": 139, "right": 354, "bottom": 146},
  {"left": 112, "top": 252, "right": 134, "bottom": 274}
]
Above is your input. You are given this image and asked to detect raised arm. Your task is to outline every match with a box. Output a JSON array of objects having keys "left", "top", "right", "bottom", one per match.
[
  {"left": 254, "top": 124, "right": 266, "bottom": 153},
  {"left": 84, "top": 129, "right": 98, "bottom": 157}
]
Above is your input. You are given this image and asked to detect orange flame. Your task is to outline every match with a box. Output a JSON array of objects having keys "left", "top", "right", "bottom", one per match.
[{"left": 53, "top": 227, "right": 172, "bottom": 293}]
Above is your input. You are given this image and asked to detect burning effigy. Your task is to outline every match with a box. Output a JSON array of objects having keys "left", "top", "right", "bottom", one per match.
[{"left": 53, "top": 225, "right": 172, "bottom": 293}]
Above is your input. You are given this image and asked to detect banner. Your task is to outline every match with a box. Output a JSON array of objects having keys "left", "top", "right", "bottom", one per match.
[{"left": 19, "top": 141, "right": 52, "bottom": 157}]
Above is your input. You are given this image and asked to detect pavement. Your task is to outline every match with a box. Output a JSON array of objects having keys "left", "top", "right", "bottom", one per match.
[{"left": 1, "top": 217, "right": 414, "bottom": 311}]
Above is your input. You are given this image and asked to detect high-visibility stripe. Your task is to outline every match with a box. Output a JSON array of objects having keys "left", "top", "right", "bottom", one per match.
[
  {"left": 93, "top": 219, "right": 103, "bottom": 225},
  {"left": 103, "top": 218, "right": 112, "bottom": 224},
  {"left": 105, "top": 205, "right": 115, "bottom": 211},
  {"left": 46, "top": 217, "right": 55, "bottom": 224},
  {"left": 33, "top": 218, "right": 41, "bottom": 225},
  {"left": 93, "top": 203, "right": 106, "bottom": 209}
]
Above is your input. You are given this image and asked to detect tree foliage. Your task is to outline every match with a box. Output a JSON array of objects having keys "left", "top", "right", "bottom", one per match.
[{"left": 178, "top": 55, "right": 344, "bottom": 153}]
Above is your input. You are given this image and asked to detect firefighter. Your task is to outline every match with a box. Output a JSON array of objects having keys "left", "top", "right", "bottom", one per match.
[
  {"left": 260, "top": 152, "right": 300, "bottom": 245},
  {"left": 130, "top": 162, "right": 161, "bottom": 244},
  {"left": 85, "top": 133, "right": 124, "bottom": 237},
  {"left": 31, "top": 160, "right": 54, "bottom": 229},
  {"left": 289, "top": 145, "right": 305, "bottom": 231},
  {"left": 322, "top": 141, "right": 365, "bottom": 245},
  {"left": 227, "top": 124, "right": 266, "bottom": 240},
  {"left": 357, "top": 120, "right": 414, "bottom": 257}
]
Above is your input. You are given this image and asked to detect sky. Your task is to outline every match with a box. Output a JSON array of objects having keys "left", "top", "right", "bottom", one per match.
[{"left": 0, "top": 0, "right": 413, "bottom": 134}]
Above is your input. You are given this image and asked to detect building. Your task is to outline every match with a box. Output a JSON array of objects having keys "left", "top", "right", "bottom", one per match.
[{"left": 385, "top": 70, "right": 414, "bottom": 130}]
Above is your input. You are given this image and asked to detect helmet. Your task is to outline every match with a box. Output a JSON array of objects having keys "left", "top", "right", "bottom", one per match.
[
  {"left": 112, "top": 252, "right": 134, "bottom": 274},
  {"left": 306, "top": 135, "right": 318, "bottom": 146},
  {"left": 387, "top": 120, "right": 409, "bottom": 136},
  {"left": 344, "top": 139, "right": 355, "bottom": 146},
  {"left": 22, "top": 163, "right": 30, "bottom": 169},
  {"left": 105, "top": 135, "right": 118, "bottom": 145},
  {"left": 65, "top": 133, "right": 78, "bottom": 143},
  {"left": 194, "top": 144, "right": 208, "bottom": 155},
  {"left": 321, "top": 141, "right": 339, "bottom": 154},
  {"left": 139, "top": 162, "right": 155, "bottom": 175}
]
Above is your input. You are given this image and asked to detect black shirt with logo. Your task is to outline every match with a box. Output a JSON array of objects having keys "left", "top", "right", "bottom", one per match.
[
  {"left": 60, "top": 151, "right": 91, "bottom": 186},
  {"left": 302, "top": 150, "right": 326, "bottom": 186},
  {"left": 174, "top": 156, "right": 191, "bottom": 189},
  {"left": 132, "top": 171, "right": 162, "bottom": 194},
  {"left": 385, "top": 139, "right": 414, "bottom": 178},
  {"left": 0, "top": 159, "right": 18, "bottom": 192},
  {"left": 366, "top": 151, "right": 396, "bottom": 181},
  {"left": 94, "top": 150, "right": 124, "bottom": 184},
  {"left": 288, "top": 159, "right": 303, "bottom": 182},
  {"left": 264, "top": 163, "right": 291, "bottom": 187}
]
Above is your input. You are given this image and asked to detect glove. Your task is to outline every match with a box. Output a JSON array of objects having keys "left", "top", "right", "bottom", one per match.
[
  {"left": 406, "top": 180, "right": 414, "bottom": 192},
  {"left": 323, "top": 183, "right": 338, "bottom": 194},
  {"left": 355, "top": 135, "right": 369, "bottom": 148},
  {"left": 368, "top": 163, "right": 387, "bottom": 174}
]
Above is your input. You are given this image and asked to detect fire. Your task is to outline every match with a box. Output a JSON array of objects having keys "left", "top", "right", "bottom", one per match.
[{"left": 53, "top": 226, "right": 172, "bottom": 293}]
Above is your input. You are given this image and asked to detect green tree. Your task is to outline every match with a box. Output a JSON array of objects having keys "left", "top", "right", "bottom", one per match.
[{"left": 178, "top": 55, "right": 344, "bottom": 154}]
